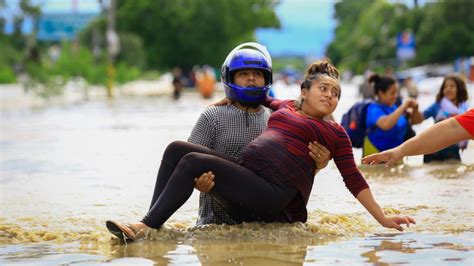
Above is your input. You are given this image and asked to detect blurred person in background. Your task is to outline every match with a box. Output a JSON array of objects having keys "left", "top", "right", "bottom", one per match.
[
  {"left": 172, "top": 67, "right": 184, "bottom": 100},
  {"left": 359, "top": 69, "right": 375, "bottom": 99},
  {"left": 401, "top": 76, "right": 419, "bottom": 99},
  {"left": 363, "top": 74, "right": 422, "bottom": 157},
  {"left": 417, "top": 74, "right": 469, "bottom": 163},
  {"left": 195, "top": 65, "right": 216, "bottom": 99}
]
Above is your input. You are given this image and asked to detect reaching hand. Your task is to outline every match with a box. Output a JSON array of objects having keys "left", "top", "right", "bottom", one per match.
[
  {"left": 308, "top": 141, "right": 331, "bottom": 170},
  {"left": 381, "top": 216, "right": 416, "bottom": 231},
  {"left": 194, "top": 171, "right": 215, "bottom": 193},
  {"left": 403, "top": 98, "right": 418, "bottom": 109},
  {"left": 361, "top": 148, "right": 404, "bottom": 167}
]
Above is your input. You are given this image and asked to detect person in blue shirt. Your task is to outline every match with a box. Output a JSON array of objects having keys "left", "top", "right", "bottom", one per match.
[
  {"left": 419, "top": 74, "right": 469, "bottom": 162},
  {"left": 363, "top": 74, "right": 422, "bottom": 157}
]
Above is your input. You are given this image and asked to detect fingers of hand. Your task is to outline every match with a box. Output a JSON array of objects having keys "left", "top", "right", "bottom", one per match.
[
  {"left": 309, "top": 142, "right": 329, "bottom": 160},
  {"left": 402, "top": 216, "right": 416, "bottom": 226},
  {"left": 385, "top": 161, "right": 395, "bottom": 167},
  {"left": 195, "top": 172, "right": 215, "bottom": 190},
  {"left": 202, "top": 171, "right": 215, "bottom": 183},
  {"left": 361, "top": 155, "right": 382, "bottom": 165},
  {"left": 389, "top": 219, "right": 403, "bottom": 231},
  {"left": 394, "top": 216, "right": 415, "bottom": 229}
]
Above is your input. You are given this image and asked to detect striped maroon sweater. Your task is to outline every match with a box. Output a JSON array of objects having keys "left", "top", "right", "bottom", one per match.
[{"left": 238, "top": 99, "right": 369, "bottom": 222}]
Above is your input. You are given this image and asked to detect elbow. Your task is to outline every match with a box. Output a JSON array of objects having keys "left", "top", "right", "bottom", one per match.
[
  {"left": 375, "top": 118, "right": 395, "bottom": 131},
  {"left": 377, "top": 123, "right": 393, "bottom": 131}
]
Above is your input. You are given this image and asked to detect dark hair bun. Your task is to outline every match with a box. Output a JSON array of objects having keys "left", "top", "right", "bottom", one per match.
[
  {"left": 368, "top": 74, "right": 381, "bottom": 84},
  {"left": 305, "top": 60, "right": 340, "bottom": 80}
]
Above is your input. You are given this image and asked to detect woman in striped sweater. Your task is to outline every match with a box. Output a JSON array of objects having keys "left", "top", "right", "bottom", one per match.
[{"left": 106, "top": 60, "right": 415, "bottom": 242}]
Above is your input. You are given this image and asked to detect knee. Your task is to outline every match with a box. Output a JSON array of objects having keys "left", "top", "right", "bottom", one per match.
[
  {"left": 179, "top": 152, "right": 205, "bottom": 173},
  {"left": 165, "top": 140, "right": 187, "bottom": 154},
  {"left": 163, "top": 140, "right": 188, "bottom": 159}
]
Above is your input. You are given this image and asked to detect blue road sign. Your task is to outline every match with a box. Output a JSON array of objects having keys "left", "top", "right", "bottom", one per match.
[
  {"left": 396, "top": 31, "right": 416, "bottom": 61},
  {"left": 37, "top": 13, "right": 98, "bottom": 41}
]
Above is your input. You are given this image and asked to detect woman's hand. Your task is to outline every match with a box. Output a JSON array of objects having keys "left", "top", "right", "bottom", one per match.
[
  {"left": 194, "top": 171, "right": 215, "bottom": 193},
  {"left": 380, "top": 216, "right": 416, "bottom": 231},
  {"left": 308, "top": 141, "right": 331, "bottom": 169},
  {"left": 403, "top": 98, "right": 418, "bottom": 110},
  {"left": 362, "top": 147, "right": 404, "bottom": 167}
]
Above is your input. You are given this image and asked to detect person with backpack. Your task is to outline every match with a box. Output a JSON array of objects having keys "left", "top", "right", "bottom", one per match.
[
  {"left": 341, "top": 99, "right": 374, "bottom": 149},
  {"left": 362, "top": 74, "right": 422, "bottom": 157},
  {"left": 105, "top": 60, "right": 415, "bottom": 242}
]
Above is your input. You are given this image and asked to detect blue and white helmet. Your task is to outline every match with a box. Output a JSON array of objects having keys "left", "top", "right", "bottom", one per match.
[{"left": 221, "top": 42, "right": 272, "bottom": 106}]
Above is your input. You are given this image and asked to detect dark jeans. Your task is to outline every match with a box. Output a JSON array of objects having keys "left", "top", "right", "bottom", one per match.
[{"left": 142, "top": 141, "right": 297, "bottom": 228}]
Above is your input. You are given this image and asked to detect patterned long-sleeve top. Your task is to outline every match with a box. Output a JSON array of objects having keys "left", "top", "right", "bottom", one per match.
[
  {"left": 188, "top": 104, "right": 271, "bottom": 225},
  {"left": 238, "top": 98, "right": 369, "bottom": 222}
]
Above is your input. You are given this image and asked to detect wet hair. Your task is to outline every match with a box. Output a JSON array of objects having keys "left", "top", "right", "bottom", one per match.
[
  {"left": 295, "top": 60, "right": 340, "bottom": 109},
  {"left": 435, "top": 74, "right": 468, "bottom": 104},
  {"left": 368, "top": 74, "right": 396, "bottom": 95}
]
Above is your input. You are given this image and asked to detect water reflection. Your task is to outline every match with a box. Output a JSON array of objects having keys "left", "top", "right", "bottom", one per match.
[
  {"left": 428, "top": 164, "right": 474, "bottom": 179},
  {"left": 107, "top": 239, "right": 311, "bottom": 265},
  {"left": 308, "top": 233, "right": 474, "bottom": 265}
]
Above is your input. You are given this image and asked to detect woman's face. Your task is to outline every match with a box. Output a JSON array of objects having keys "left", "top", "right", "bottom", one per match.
[
  {"left": 378, "top": 84, "right": 398, "bottom": 106},
  {"left": 301, "top": 76, "right": 340, "bottom": 117},
  {"left": 442, "top": 79, "right": 458, "bottom": 102},
  {"left": 233, "top": 69, "right": 265, "bottom": 87}
]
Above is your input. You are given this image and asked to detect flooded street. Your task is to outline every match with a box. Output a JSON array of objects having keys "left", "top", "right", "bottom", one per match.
[{"left": 1, "top": 83, "right": 473, "bottom": 265}]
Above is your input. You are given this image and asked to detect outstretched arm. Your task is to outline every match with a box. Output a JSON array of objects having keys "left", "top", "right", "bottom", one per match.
[
  {"left": 362, "top": 117, "right": 471, "bottom": 166},
  {"left": 356, "top": 188, "right": 415, "bottom": 231}
]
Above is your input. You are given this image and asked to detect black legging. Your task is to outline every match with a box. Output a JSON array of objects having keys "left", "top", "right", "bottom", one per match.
[{"left": 141, "top": 141, "right": 298, "bottom": 228}]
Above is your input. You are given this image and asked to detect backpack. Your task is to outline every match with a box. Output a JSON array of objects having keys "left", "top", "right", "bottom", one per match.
[{"left": 341, "top": 100, "right": 373, "bottom": 148}]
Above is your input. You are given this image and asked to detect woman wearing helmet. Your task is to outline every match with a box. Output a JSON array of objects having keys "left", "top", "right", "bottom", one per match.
[
  {"left": 189, "top": 43, "right": 329, "bottom": 225},
  {"left": 221, "top": 43, "right": 272, "bottom": 108}
]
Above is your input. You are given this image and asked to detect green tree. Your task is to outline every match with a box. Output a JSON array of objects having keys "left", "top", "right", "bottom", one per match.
[
  {"left": 325, "top": 0, "right": 374, "bottom": 68},
  {"left": 116, "top": 0, "right": 280, "bottom": 70},
  {"left": 328, "top": 0, "right": 410, "bottom": 73},
  {"left": 0, "top": 0, "right": 41, "bottom": 83},
  {"left": 327, "top": 0, "right": 474, "bottom": 74},
  {"left": 415, "top": 1, "right": 474, "bottom": 65}
]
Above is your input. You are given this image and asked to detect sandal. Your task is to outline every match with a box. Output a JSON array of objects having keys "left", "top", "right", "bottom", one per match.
[{"left": 106, "top": 220, "right": 147, "bottom": 243}]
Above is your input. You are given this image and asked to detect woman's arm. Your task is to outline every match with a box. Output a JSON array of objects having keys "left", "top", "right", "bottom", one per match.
[
  {"left": 262, "top": 96, "right": 288, "bottom": 111},
  {"left": 376, "top": 100, "right": 412, "bottom": 130},
  {"left": 356, "top": 188, "right": 415, "bottom": 231},
  {"left": 400, "top": 117, "right": 469, "bottom": 155},
  {"left": 362, "top": 117, "right": 471, "bottom": 166}
]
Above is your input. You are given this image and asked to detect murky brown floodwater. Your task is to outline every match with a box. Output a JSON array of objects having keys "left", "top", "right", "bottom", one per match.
[{"left": 1, "top": 83, "right": 473, "bottom": 265}]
